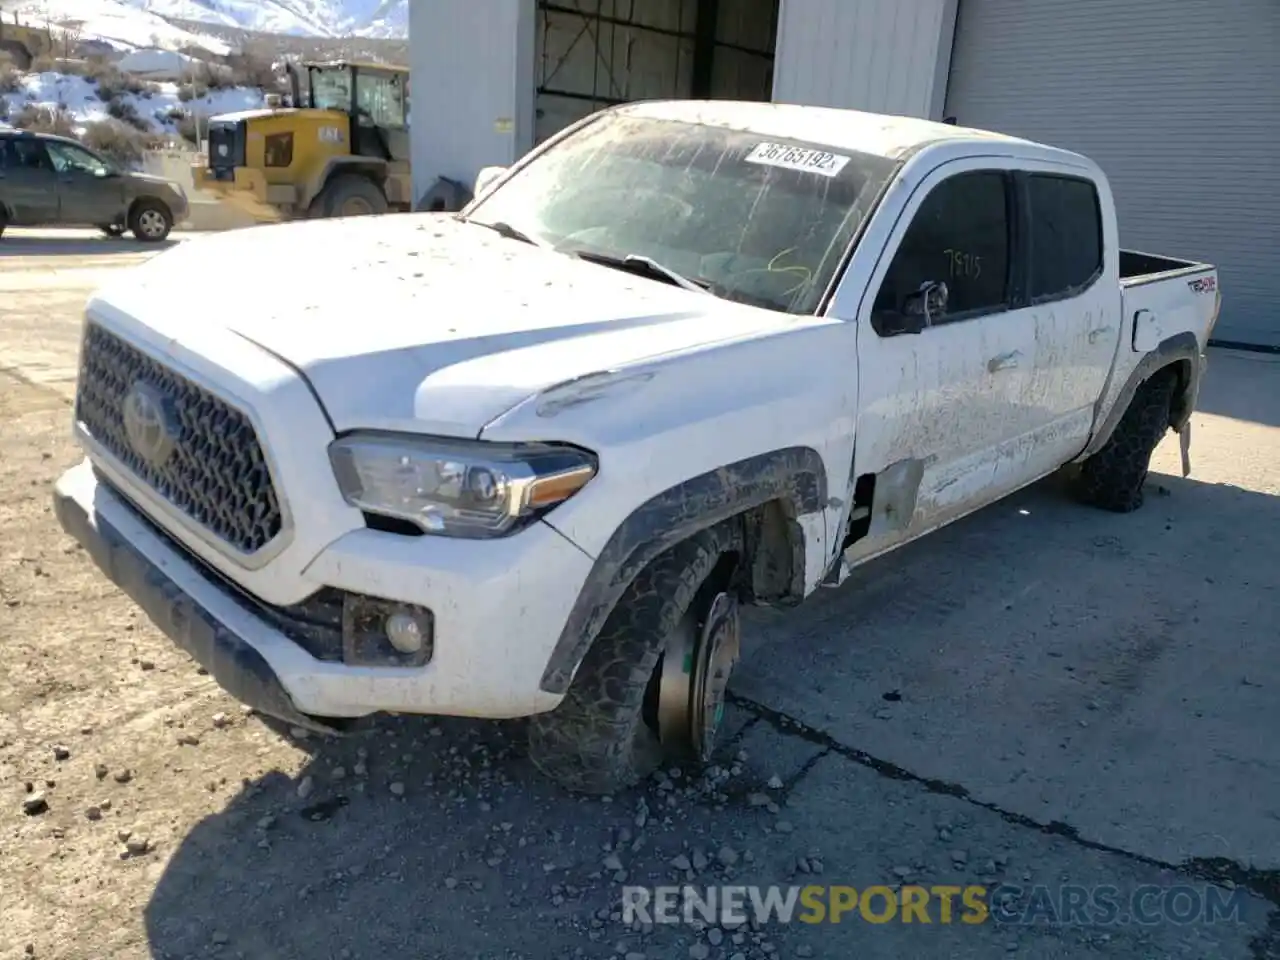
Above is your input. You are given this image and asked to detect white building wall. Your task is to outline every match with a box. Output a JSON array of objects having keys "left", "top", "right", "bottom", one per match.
[
  {"left": 408, "top": 0, "right": 536, "bottom": 204},
  {"left": 771, "top": 0, "right": 957, "bottom": 120}
]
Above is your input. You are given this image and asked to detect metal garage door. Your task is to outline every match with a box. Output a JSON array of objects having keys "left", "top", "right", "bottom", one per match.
[
  {"left": 534, "top": 0, "right": 776, "bottom": 144},
  {"left": 944, "top": 0, "right": 1280, "bottom": 348}
]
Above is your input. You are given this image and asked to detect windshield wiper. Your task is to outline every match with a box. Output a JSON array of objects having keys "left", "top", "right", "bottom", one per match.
[
  {"left": 466, "top": 218, "right": 553, "bottom": 250},
  {"left": 573, "top": 250, "right": 710, "bottom": 295}
]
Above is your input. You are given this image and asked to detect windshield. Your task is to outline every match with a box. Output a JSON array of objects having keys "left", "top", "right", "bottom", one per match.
[
  {"left": 309, "top": 67, "right": 351, "bottom": 111},
  {"left": 466, "top": 112, "right": 899, "bottom": 314}
]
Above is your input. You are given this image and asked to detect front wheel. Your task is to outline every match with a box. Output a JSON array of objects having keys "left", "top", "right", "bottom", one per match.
[
  {"left": 527, "top": 528, "right": 740, "bottom": 795},
  {"left": 128, "top": 200, "right": 173, "bottom": 242},
  {"left": 308, "top": 174, "right": 389, "bottom": 219}
]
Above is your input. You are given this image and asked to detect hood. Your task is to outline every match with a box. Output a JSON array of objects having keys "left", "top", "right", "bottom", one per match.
[
  {"left": 88, "top": 214, "right": 798, "bottom": 436},
  {"left": 124, "top": 170, "right": 181, "bottom": 190}
]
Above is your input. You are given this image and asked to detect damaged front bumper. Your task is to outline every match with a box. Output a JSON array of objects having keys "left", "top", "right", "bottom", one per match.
[{"left": 53, "top": 463, "right": 340, "bottom": 734}]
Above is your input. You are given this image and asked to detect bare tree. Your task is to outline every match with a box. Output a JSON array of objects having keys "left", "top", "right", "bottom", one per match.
[{"left": 57, "top": 19, "right": 84, "bottom": 60}]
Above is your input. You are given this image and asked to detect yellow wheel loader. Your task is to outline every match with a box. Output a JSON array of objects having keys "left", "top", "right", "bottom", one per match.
[{"left": 191, "top": 60, "right": 412, "bottom": 222}]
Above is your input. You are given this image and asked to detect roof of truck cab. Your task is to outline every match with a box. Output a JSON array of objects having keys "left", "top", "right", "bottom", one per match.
[{"left": 617, "top": 99, "right": 1057, "bottom": 163}]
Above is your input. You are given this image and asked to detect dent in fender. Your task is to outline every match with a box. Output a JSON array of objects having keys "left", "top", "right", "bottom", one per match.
[
  {"left": 1077, "top": 332, "right": 1202, "bottom": 462},
  {"left": 539, "top": 447, "right": 828, "bottom": 695}
]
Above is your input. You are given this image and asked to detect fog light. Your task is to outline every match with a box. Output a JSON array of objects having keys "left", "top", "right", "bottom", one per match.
[
  {"left": 342, "top": 595, "right": 434, "bottom": 666},
  {"left": 385, "top": 612, "right": 426, "bottom": 654}
]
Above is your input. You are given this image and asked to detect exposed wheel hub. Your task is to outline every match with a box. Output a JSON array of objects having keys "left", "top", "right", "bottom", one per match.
[
  {"left": 657, "top": 591, "right": 741, "bottom": 762},
  {"left": 137, "top": 210, "right": 166, "bottom": 237}
]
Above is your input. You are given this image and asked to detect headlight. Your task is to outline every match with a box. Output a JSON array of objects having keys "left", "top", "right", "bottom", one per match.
[{"left": 328, "top": 433, "right": 597, "bottom": 539}]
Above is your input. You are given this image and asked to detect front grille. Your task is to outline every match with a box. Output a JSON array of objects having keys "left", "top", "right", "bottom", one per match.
[{"left": 75, "top": 323, "right": 283, "bottom": 556}]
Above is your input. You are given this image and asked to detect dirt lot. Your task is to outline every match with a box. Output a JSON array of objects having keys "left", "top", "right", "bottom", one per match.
[{"left": 3, "top": 229, "right": 1280, "bottom": 960}]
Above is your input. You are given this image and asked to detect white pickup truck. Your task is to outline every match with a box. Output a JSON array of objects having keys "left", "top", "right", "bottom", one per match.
[{"left": 55, "top": 101, "right": 1221, "bottom": 794}]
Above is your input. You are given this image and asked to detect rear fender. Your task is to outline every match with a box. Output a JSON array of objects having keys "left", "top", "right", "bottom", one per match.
[{"left": 1077, "top": 331, "right": 1202, "bottom": 463}]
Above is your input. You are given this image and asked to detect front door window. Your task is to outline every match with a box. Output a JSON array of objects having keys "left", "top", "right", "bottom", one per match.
[
  {"left": 355, "top": 71, "right": 407, "bottom": 128},
  {"left": 46, "top": 141, "right": 110, "bottom": 176}
]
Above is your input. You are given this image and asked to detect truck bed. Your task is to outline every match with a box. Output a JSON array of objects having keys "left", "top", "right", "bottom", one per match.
[
  {"left": 1119, "top": 249, "right": 1214, "bottom": 287},
  {"left": 1116, "top": 249, "right": 1219, "bottom": 364}
]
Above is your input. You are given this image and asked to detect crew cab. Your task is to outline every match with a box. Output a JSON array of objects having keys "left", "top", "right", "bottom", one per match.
[{"left": 54, "top": 101, "right": 1220, "bottom": 794}]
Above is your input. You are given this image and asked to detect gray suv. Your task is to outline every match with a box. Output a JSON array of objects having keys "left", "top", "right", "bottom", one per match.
[{"left": 0, "top": 129, "right": 188, "bottom": 241}]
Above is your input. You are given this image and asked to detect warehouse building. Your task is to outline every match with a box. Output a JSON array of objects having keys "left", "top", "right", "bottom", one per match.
[{"left": 410, "top": 0, "right": 1279, "bottom": 348}]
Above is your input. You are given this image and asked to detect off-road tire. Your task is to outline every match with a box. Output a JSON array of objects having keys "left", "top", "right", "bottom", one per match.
[
  {"left": 309, "top": 174, "right": 389, "bottom": 219},
  {"left": 128, "top": 200, "right": 173, "bottom": 242},
  {"left": 528, "top": 528, "right": 729, "bottom": 795},
  {"left": 1075, "top": 370, "right": 1177, "bottom": 513}
]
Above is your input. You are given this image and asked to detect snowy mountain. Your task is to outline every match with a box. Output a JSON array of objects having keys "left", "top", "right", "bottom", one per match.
[
  {"left": 0, "top": 0, "right": 407, "bottom": 42},
  {"left": 123, "top": 0, "right": 407, "bottom": 38},
  {"left": 1, "top": 0, "right": 235, "bottom": 54}
]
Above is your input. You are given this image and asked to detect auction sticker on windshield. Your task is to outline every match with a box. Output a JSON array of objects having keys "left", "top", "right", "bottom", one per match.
[{"left": 744, "top": 142, "right": 851, "bottom": 177}]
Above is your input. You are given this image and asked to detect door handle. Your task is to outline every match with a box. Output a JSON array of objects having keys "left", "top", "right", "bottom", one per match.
[
  {"left": 1087, "top": 325, "right": 1115, "bottom": 344},
  {"left": 987, "top": 350, "right": 1022, "bottom": 372}
]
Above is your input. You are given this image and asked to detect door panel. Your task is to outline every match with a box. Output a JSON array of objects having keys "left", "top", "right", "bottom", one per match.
[
  {"left": 45, "top": 141, "right": 123, "bottom": 224},
  {"left": 0, "top": 138, "right": 60, "bottom": 223},
  {"left": 57, "top": 171, "right": 124, "bottom": 224},
  {"left": 851, "top": 299, "right": 1039, "bottom": 560},
  {"left": 1020, "top": 170, "right": 1118, "bottom": 461},
  {"left": 839, "top": 163, "right": 1045, "bottom": 567}
]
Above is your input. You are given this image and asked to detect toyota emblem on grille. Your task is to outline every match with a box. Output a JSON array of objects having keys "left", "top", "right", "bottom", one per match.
[{"left": 122, "top": 382, "right": 178, "bottom": 468}]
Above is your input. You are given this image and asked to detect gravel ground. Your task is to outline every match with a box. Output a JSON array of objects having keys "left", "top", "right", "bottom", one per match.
[{"left": 2, "top": 229, "right": 1279, "bottom": 960}]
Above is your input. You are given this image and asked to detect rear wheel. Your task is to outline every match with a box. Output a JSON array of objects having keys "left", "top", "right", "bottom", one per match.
[
  {"left": 1074, "top": 370, "right": 1177, "bottom": 513},
  {"left": 308, "top": 174, "right": 389, "bottom": 219},
  {"left": 527, "top": 527, "right": 740, "bottom": 795},
  {"left": 128, "top": 200, "right": 173, "bottom": 242}
]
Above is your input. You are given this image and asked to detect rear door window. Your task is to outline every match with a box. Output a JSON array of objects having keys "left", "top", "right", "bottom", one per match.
[
  {"left": 8, "top": 138, "right": 55, "bottom": 171},
  {"left": 1026, "top": 174, "right": 1103, "bottom": 301}
]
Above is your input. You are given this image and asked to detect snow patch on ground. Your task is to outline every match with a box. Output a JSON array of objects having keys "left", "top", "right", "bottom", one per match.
[
  {"left": 3, "top": 71, "right": 263, "bottom": 135},
  {"left": 116, "top": 48, "right": 202, "bottom": 77}
]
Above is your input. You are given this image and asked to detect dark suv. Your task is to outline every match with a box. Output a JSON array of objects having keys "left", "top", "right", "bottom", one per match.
[{"left": 0, "top": 129, "right": 188, "bottom": 241}]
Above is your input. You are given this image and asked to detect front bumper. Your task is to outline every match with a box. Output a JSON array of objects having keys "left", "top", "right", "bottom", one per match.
[
  {"left": 54, "top": 461, "right": 334, "bottom": 733},
  {"left": 54, "top": 459, "right": 590, "bottom": 725}
]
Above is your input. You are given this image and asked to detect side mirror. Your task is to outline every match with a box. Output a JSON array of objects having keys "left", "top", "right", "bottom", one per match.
[
  {"left": 474, "top": 165, "right": 507, "bottom": 197},
  {"left": 903, "top": 280, "right": 948, "bottom": 325},
  {"left": 872, "top": 280, "right": 948, "bottom": 337}
]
